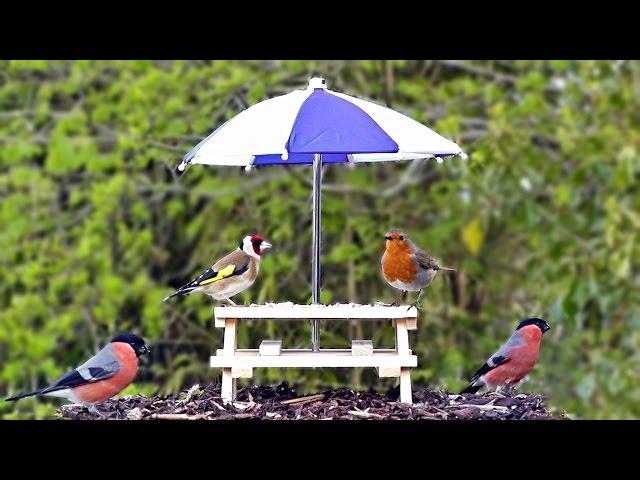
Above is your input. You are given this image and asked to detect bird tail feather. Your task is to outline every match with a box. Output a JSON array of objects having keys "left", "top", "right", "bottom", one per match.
[
  {"left": 459, "top": 383, "right": 483, "bottom": 395},
  {"left": 5, "top": 389, "right": 44, "bottom": 402},
  {"left": 163, "top": 286, "right": 196, "bottom": 302}
]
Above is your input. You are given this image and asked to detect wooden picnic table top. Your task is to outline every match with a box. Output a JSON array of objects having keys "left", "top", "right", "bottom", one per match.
[{"left": 214, "top": 303, "right": 418, "bottom": 321}]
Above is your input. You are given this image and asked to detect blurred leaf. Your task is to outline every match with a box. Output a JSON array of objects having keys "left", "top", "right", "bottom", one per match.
[{"left": 461, "top": 218, "right": 484, "bottom": 256}]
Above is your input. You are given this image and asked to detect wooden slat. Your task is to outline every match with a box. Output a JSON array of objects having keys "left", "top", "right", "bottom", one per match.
[
  {"left": 351, "top": 340, "right": 373, "bottom": 356},
  {"left": 217, "top": 348, "right": 402, "bottom": 356},
  {"left": 231, "top": 367, "right": 253, "bottom": 379},
  {"left": 376, "top": 366, "right": 401, "bottom": 378},
  {"left": 214, "top": 304, "right": 418, "bottom": 323},
  {"left": 210, "top": 351, "right": 417, "bottom": 368},
  {"left": 259, "top": 340, "right": 282, "bottom": 356}
]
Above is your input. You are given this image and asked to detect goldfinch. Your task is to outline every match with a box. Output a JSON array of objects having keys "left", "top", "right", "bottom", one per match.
[{"left": 163, "top": 234, "right": 272, "bottom": 305}]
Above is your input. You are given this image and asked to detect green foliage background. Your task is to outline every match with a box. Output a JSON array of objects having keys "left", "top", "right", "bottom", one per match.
[{"left": 1, "top": 60, "right": 638, "bottom": 419}]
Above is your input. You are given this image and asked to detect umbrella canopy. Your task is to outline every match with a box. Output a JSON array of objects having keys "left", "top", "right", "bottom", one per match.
[
  {"left": 176, "top": 77, "right": 464, "bottom": 172},
  {"left": 175, "top": 77, "right": 465, "bottom": 351}
]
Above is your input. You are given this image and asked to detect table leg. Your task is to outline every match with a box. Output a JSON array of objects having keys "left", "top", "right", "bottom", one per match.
[
  {"left": 400, "top": 368, "right": 412, "bottom": 404},
  {"left": 221, "top": 318, "right": 237, "bottom": 403},
  {"left": 395, "top": 318, "right": 413, "bottom": 405}
]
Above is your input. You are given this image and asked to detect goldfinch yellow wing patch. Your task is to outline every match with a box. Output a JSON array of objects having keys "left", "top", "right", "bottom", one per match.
[{"left": 199, "top": 264, "right": 236, "bottom": 285}]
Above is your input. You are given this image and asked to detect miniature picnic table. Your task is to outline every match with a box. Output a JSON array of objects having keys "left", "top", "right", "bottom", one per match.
[{"left": 210, "top": 303, "right": 419, "bottom": 405}]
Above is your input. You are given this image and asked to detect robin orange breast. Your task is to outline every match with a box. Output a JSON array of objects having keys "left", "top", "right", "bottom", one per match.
[{"left": 381, "top": 229, "right": 455, "bottom": 308}]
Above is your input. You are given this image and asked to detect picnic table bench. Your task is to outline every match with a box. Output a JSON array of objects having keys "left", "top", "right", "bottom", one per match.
[{"left": 210, "top": 303, "right": 419, "bottom": 404}]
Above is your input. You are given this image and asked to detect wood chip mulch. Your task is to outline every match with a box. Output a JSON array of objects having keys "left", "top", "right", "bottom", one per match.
[{"left": 58, "top": 382, "right": 566, "bottom": 420}]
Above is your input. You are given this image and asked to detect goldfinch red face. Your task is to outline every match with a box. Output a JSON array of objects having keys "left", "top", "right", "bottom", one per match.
[{"left": 241, "top": 234, "right": 272, "bottom": 258}]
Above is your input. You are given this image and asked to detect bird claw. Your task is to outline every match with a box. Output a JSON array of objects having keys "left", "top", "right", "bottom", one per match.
[
  {"left": 389, "top": 293, "right": 407, "bottom": 307},
  {"left": 500, "top": 385, "right": 517, "bottom": 397},
  {"left": 485, "top": 391, "right": 506, "bottom": 399},
  {"left": 407, "top": 302, "right": 423, "bottom": 312},
  {"left": 88, "top": 405, "right": 109, "bottom": 420}
]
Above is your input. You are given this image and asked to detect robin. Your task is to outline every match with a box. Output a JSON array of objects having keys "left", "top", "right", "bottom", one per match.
[
  {"left": 163, "top": 234, "right": 272, "bottom": 305},
  {"left": 381, "top": 229, "right": 455, "bottom": 308}
]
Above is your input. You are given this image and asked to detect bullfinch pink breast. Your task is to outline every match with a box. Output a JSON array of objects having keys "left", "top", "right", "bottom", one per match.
[
  {"left": 5, "top": 333, "right": 149, "bottom": 407},
  {"left": 481, "top": 325, "right": 543, "bottom": 388},
  {"left": 460, "top": 318, "right": 550, "bottom": 395},
  {"left": 73, "top": 342, "right": 140, "bottom": 403}
]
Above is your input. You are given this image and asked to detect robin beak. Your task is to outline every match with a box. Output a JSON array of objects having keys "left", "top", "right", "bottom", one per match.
[{"left": 384, "top": 236, "right": 393, "bottom": 241}]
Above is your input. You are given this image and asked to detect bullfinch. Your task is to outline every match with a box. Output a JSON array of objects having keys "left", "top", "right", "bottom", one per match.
[
  {"left": 163, "top": 234, "right": 272, "bottom": 305},
  {"left": 381, "top": 229, "right": 455, "bottom": 308},
  {"left": 460, "top": 318, "right": 551, "bottom": 395},
  {"left": 6, "top": 333, "right": 149, "bottom": 416}
]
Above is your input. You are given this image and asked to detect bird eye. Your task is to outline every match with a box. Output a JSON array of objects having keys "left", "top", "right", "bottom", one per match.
[{"left": 399, "top": 235, "right": 405, "bottom": 240}]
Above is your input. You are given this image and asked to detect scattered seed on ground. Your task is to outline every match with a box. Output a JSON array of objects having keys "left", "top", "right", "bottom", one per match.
[{"left": 58, "top": 381, "right": 566, "bottom": 420}]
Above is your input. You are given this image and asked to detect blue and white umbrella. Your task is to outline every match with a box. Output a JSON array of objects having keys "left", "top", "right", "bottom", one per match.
[{"left": 176, "top": 77, "right": 466, "bottom": 351}]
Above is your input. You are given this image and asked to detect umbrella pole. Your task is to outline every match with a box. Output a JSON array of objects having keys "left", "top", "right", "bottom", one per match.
[{"left": 311, "top": 153, "right": 322, "bottom": 352}]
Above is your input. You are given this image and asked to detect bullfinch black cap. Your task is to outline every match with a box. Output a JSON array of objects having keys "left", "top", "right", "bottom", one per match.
[
  {"left": 111, "top": 333, "right": 150, "bottom": 357},
  {"left": 516, "top": 318, "right": 551, "bottom": 333}
]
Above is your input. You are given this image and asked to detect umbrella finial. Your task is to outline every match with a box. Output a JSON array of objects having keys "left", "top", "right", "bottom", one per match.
[
  {"left": 175, "top": 160, "right": 188, "bottom": 176},
  {"left": 308, "top": 77, "right": 328, "bottom": 90}
]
